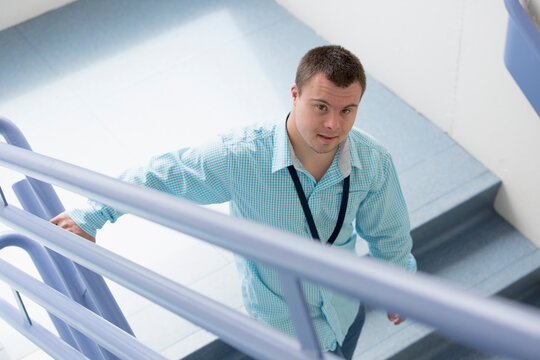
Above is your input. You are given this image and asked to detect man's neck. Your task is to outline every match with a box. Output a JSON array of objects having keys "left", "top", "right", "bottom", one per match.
[{"left": 298, "top": 150, "right": 336, "bottom": 183}]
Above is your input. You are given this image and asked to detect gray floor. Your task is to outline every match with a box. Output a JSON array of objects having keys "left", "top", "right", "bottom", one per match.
[{"left": 0, "top": 1, "right": 500, "bottom": 359}]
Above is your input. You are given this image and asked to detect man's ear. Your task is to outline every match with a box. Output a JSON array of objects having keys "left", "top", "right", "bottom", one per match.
[{"left": 291, "top": 83, "right": 299, "bottom": 105}]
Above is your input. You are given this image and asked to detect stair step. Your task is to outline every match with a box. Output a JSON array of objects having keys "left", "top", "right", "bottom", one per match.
[
  {"left": 182, "top": 339, "right": 254, "bottom": 360},
  {"left": 409, "top": 171, "right": 501, "bottom": 256},
  {"left": 355, "top": 214, "right": 540, "bottom": 360},
  {"left": 387, "top": 270, "right": 540, "bottom": 360}
]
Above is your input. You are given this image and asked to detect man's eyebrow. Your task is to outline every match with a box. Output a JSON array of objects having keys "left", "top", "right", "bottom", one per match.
[
  {"left": 310, "top": 98, "right": 331, "bottom": 105},
  {"left": 310, "top": 98, "right": 359, "bottom": 108}
]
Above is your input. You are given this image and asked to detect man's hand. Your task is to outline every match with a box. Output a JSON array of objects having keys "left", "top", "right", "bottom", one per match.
[
  {"left": 387, "top": 312, "right": 406, "bottom": 325},
  {"left": 50, "top": 213, "right": 96, "bottom": 243}
]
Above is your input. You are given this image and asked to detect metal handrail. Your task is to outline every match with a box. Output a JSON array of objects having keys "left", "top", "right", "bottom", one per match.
[
  {"left": 0, "top": 296, "right": 89, "bottom": 360},
  {"left": 0, "top": 232, "right": 94, "bottom": 357},
  {"left": 504, "top": 0, "right": 540, "bottom": 117},
  {"left": 0, "top": 118, "right": 133, "bottom": 359},
  {"left": 0, "top": 202, "right": 327, "bottom": 360},
  {"left": 1, "top": 136, "right": 540, "bottom": 359},
  {"left": 0, "top": 254, "right": 164, "bottom": 360}
]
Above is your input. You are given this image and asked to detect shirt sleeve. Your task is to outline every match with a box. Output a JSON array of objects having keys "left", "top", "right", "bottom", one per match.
[
  {"left": 354, "top": 152, "right": 417, "bottom": 273},
  {"left": 67, "top": 137, "right": 231, "bottom": 237}
]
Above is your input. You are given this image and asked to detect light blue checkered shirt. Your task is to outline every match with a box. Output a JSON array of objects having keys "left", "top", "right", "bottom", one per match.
[{"left": 69, "top": 119, "right": 416, "bottom": 351}]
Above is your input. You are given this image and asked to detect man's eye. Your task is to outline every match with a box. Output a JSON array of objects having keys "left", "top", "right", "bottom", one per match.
[
  {"left": 316, "top": 104, "right": 327, "bottom": 111},
  {"left": 342, "top": 108, "right": 351, "bottom": 115}
]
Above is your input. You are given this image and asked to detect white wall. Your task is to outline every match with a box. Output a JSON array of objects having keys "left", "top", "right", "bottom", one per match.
[
  {"left": 0, "top": 343, "right": 8, "bottom": 360},
  {"left": 0, "top": 0, "right": 74, "bottom": 31},
  {"left": 276, "top": 0, "right": 540, "bottom": 246}
]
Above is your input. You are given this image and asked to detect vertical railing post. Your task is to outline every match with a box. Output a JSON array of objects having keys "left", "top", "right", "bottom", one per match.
[
  {"left": 280, "top": 270, "right": 324, "bottom": 359},
  {"left": 0, "top": 185, "right": 7, "bottom": 207},
  {"left": 12, "top": 289, "right": 32, "bottom": 326}
]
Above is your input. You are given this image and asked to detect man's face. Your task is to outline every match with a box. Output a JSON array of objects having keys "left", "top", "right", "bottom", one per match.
[{"left": 290, "top": 73, "right": 363, "bottom": 157}]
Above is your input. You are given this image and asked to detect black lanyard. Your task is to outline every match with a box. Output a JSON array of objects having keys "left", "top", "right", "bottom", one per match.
[{"left": 287, "top": 165, "right": 350, "bottom": 245}]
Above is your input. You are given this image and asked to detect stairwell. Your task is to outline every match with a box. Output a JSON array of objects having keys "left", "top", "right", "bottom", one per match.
[{"left": 0, "top": 1, "right": 538, "bottom": 359}]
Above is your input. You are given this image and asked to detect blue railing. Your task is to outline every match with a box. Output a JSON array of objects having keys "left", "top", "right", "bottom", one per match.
[
  {"left": 1, "top": 116, "right": 540, "bottom": 360},
  {"left": 504, "top": 0, "right": 540, "bottom": 117},
  {"left": 0, "top": 117, "right": 134, "bottom": 360}
]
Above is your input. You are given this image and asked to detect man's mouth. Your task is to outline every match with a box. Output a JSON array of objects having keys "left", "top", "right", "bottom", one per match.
[{"left": 318, "top": 134, "right": 338, "bottom": 143}]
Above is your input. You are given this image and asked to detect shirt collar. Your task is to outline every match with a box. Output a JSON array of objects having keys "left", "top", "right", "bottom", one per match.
[
  {"left": 347, "top": 129, "right": 364, "bottom": 172},
  {"left": 271, "top": 117, "right": 294, "bottom": 173},
  {"left": 272, "top": 114, "right": 352, "bottom": 177}
]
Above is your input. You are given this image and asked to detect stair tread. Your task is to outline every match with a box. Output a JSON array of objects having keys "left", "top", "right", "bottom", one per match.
[
  {"left": 355, "top": 218, "right": 540, "bottom": 359},
  {"left": 409, "top": 171, "right": 500, "bottom": 231},
  {"left": 418, "top": 215, "right": 537, "bottom": 288}
]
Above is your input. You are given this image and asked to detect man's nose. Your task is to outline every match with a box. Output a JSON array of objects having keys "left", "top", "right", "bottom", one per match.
[{"left": 324, "top": 111, "right": 339, "bottom": 129}]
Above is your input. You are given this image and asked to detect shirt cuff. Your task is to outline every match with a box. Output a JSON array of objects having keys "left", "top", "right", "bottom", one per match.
[
  {"left": 406, "top": 254, "right": 417, "bottom": 273},
  {"left": 67, "top": 202, "right": 110, "bottom": 238}
]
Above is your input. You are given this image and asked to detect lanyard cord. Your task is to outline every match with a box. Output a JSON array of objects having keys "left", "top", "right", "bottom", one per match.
[{"left": 287, "top": 165, "right": 350, "bottom": 245}]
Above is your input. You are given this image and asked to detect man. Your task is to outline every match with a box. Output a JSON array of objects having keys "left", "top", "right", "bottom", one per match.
[{"left": 51, "top": 45, "right": 416, "bottom": 359}]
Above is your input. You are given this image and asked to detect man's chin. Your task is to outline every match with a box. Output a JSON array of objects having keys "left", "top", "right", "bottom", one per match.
[{"left": 310, "top": 144, "right": 339, "bottom": 155}]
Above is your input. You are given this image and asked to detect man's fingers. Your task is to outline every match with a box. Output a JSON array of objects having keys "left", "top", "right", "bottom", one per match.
[
  {"left": 53, "top": 219, "right": 70, "bottom": 230},
  {"left": 49, "top": 213, "right": 96, "bottom": 243},
  {"left": 50, "top": 215, "right": 61, "bottom": 225},
  {"left": 50, "top": 213, "right": 70, "bottom": 226},
  {"left": 387, "top": 312, "right": 406, "bottom": 325}
]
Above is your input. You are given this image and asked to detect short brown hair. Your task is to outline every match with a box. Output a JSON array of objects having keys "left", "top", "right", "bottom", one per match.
[{"left": 295, "top": 45, "right": 366, "bottom": 95}]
